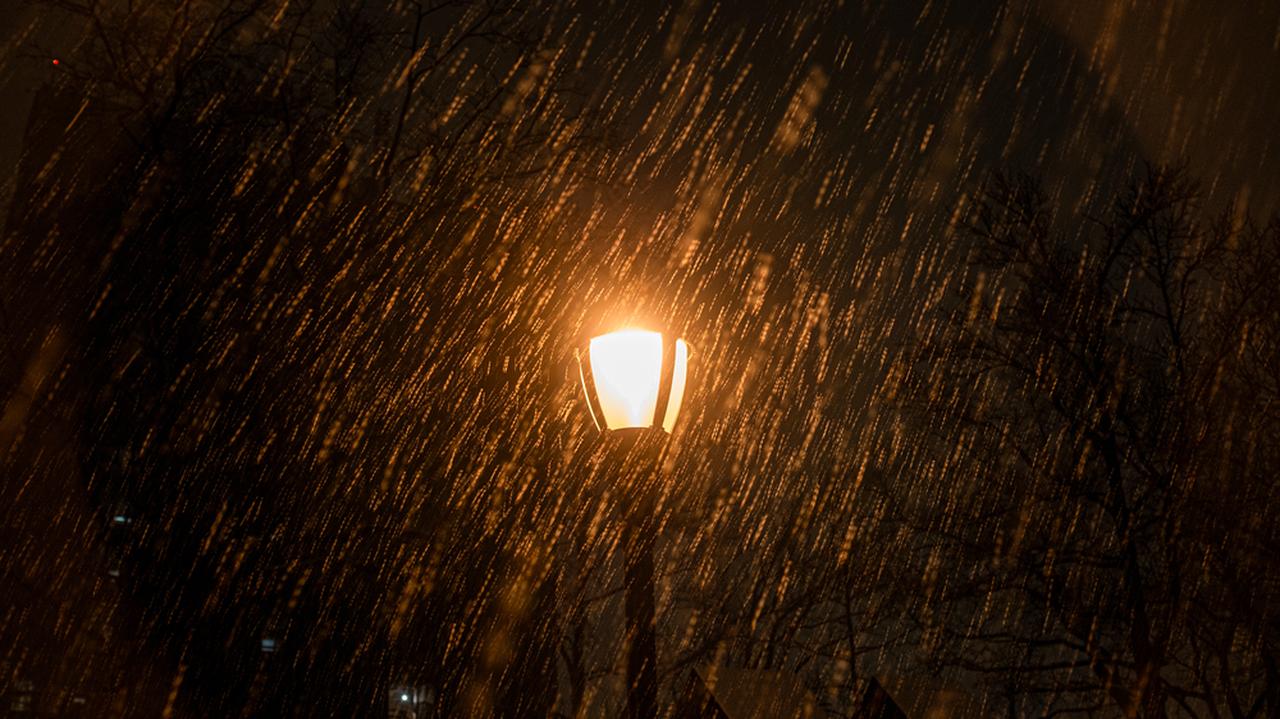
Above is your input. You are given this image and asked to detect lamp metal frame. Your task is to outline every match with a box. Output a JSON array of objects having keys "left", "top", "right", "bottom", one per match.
[{"left": 575, "top": 331, "right": 685, "bottom": 435}]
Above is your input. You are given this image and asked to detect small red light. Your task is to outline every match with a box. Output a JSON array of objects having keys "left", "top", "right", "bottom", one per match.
[{"left": 51, "top": 58, "right": 59, "bottom": 66}]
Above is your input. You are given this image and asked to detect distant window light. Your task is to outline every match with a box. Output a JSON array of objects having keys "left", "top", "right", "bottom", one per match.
[
  {"left": 390, "top": 685, "right": 433, "bottom": 709},
  {"left": 11, "top": 680, "right": 34, "bottom": 712},
  {"left": 261, "top": 638, "right": 277, "bottom": 653},
  {"left": 112, "top": 514, "right": 129, "bottom": 524},
  {"left": 107, "top": 568, "right": 121, "bottom": 577}
]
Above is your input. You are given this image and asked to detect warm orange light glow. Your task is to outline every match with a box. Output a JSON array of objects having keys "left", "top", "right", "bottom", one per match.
[{"left": 583, "top": 329, "right": 689, "bottom": 432}]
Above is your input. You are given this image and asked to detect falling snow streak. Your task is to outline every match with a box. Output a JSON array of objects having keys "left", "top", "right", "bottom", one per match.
[{"left": 1, "top": 0, "right": 1279, "bottom": 717}]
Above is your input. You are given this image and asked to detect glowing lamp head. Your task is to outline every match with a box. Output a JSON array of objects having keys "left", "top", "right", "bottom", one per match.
[{"left": 578, "top": 329, "right": 689, "bottom": 433}]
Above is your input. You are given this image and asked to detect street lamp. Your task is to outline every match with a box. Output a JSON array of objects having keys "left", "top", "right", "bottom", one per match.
[
  {"left": 577, "top": 328, "right": 690, "bottom": 719},
  {"left": 578, "top": 329, "right": 689, "bottom": 434}
]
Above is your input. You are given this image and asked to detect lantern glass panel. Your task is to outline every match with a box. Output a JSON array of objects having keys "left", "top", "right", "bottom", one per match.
[
  {"left": 662, "top": 339, "right": 689, "bottom": 433},
  {"left": 588, "top": 329, "right": 663, "bottom": 430}
]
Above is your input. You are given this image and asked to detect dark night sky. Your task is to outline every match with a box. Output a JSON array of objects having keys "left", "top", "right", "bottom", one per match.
[{"left": 2, "top": 1, "right": 1279, "bottom": 717}]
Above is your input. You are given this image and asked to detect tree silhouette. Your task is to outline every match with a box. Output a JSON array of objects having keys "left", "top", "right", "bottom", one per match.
[
  {"left": 895, "top": 167, "right": 1280, "bottom": 717},
  {"left": 4, "top": 0, "right": 599, "bottom": 714}
]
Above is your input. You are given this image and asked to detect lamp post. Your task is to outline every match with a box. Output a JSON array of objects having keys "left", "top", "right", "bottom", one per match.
[{"left": 576, "top": 328, "right": 690, "bottom": 719}]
